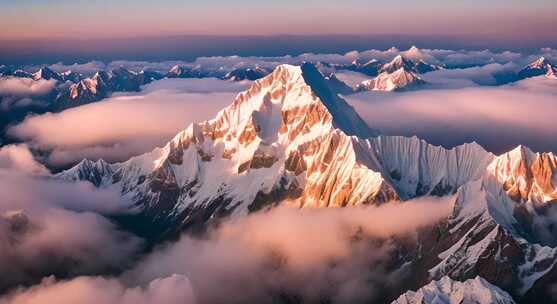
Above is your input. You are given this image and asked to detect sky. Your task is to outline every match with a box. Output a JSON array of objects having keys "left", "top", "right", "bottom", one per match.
[
  {"left": 1, "top": 1, "right": 556, "bottom": 65},
  {"left": 2, "top": 0, "right": 556, "bottom": 39}
]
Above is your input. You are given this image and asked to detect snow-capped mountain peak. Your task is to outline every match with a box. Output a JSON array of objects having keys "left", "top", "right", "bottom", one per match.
[
  {"left": 380, "top": 55, "right": 415, "bottom": 74},
  {"left": 518, "top": 57, "right": 557, "bottom": 80},
  {"left": 487, "top": 145, "right": 557, "bottom": 204},
  {"left": 358, "top": 67, "right": 426, "bottom": 91},
  {"left": 57, "top": 159, "right": 114, "bottom": 186},
  {"left": 530, "top": 56, "right": 549, "bottom": 68},
  {"left": 32, "top": 67, "right": 62, "bottom": 81},
  {"left": 392, "top": 276, "right": 516, "bottom": 304},
  {"left": 223, "top": 66, "right": 270, "bottom": 81}
]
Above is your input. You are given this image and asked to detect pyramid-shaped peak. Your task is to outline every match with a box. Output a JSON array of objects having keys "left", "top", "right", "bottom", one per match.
[
  {"left": 527, "top": 56, "right": 553, "bottom": 69},
  {"left": 33, "top": 66, "right": 61, "bottom": 80},
  {"left": 380, "top": 55, "right": 415, "bottom": 74},
  {"left": 534, "top": 56, "right": 548, "bottom": 64},
  {"left": 392, "top": 54, "right": 411, "bottom": 63},
  {"left": 178, "top": 63, "right": 378, "bottom": 149}
]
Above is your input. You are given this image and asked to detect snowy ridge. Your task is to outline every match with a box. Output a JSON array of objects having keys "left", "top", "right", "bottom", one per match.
[
  {"left": 57, "top": 159, "right": 114, "bottom": 187},
  {"left": 392, "top": 276, "right": 516, "bottom": 304}
]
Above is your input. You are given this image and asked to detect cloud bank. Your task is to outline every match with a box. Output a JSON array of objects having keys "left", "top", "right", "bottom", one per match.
[
  {"left": 122, "top": 196, "right": 453, "bottom": 304},
  {"left": 0, "top": 144, "right": 49, "bottom": 175},
  {"left": 346, "top": 76, "right": 557, "bottom": 154},
  {"left": 0, "top": 77, "right": 56, "bottom": 98},
  {"left": 0, "top": 275, "right": 195, "bottom": 304},
  {"left": 0, "top": 77, "right": 57, "bottom": 110},
  {"left": 0, "top": 193, "right": 453, "bottom": 304},
  {"left": 10, "top": 78, "right": 249, "bottom": 166},
  {"left": 0, "top": 145, "right": 142, "bottom": 291}
]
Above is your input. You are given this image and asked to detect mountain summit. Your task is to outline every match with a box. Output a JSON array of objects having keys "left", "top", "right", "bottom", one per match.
[
  {"left": 518, "top": 57, "right": 557, "bottom": 79},
  {"left": 357, "top": 67, "right": 426, "bottom": 91}
]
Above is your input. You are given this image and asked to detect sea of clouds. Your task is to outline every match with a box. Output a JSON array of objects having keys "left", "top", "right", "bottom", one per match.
[{"left": 1, "top": 46, "right": 557, "bottom": 303}]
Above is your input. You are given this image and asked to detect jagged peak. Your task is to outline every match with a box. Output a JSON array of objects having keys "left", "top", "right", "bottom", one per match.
[
  {"left": 33, "top": 66, "right": 60, "bottom": 80},
  {"left": 163, "top": 62, "right": 378, "bottom": 174},
  {"left": 75, "top": 158, "right": 110, "bottom": 169},
  {"left": 392, "top": 276, "right": 516, "bottom": 304},
  {"left": 525, "top": 56, "right": 555, "bottom": 70},
  {"left": 532, "top": 56, "right": 548, "bottom": 66},
  {"left": 391, "top": 54, "right": 413, "bottom": 65},
  {"left": 501, "top": 145, "right": 537, "bottom": 164}
]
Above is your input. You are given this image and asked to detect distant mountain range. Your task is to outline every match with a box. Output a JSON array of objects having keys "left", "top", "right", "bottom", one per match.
[{"left": 56, "top": 62, "right": 557, "bottom": 303}]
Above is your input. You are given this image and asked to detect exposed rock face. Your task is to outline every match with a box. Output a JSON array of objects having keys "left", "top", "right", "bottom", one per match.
[{"left": 392, "top": 276, "right": 517, "bottom": 304}]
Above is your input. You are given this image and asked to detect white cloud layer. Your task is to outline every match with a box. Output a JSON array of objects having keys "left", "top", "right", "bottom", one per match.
[
  {"left": 0, "top": 77, "right": 56, "bottom": 97},
  {"left": 346, "top": 76, "right": 557, "bottom": 154},
  {"left": 0, "top": 274, "right": 195, "bottom": 304},
  {"left": 0, "top": 145, "right": 142, "bottom": 290},
  {"left": 120, "top": 197, "right": 453, "bottom": 303},
  {"left": 0, "top": 144, "right": 49, "bottom": 175},
  {"left": 10, "top": 78, "right": 249, "bottom": 166},
  {"left": 0, "top": 77, "right": 57, "bottom": 110},
  {"left": 0, "top": 195, "right": 453, "bottom": 304}
]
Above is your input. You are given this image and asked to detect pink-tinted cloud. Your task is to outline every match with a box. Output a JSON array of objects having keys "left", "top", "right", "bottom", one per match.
[
  {"left": 0, "top": 274, "right": 195, "bottom": 304},
  {"left": 0, "top": 150, "right": 142, "bottom": 290},
  {"left": 346, "top": 76, "right": 557, "bottom": 154},
  {"left": 10, "top": 78, "right": 249, "bottom": 166},
  {"left": 123, "top": 196, "right": 453, "bottom": 303},
  {"left": 0, "top": 77, "right": 56, "bottom": 97},
  {"left": 0, "top": 144, "right": 49, "bottom": 175}
]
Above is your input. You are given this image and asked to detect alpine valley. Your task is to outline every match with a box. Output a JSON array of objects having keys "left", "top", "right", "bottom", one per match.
[{"left": 52, "top": 61, "right": 557, "bottom": 303}]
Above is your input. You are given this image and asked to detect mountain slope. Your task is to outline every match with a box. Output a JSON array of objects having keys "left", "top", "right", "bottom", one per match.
[
  {"left": 392, "top": 276, "right": 516, "bottom": 304},
  {"left": 517, "top": 57, "right": 557, "bottom": 80}
]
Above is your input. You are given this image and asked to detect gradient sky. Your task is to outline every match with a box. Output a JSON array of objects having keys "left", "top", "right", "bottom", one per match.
[{"left": 2, "top": 0, "right": 556, "bottom": 40}]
